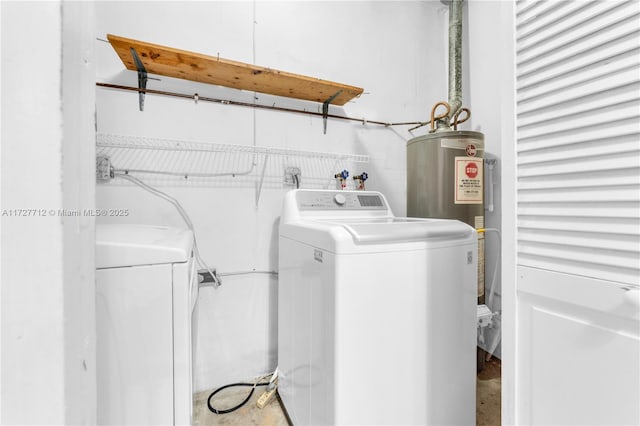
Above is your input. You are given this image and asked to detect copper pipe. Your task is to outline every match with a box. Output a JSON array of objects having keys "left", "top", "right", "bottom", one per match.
[
  {"left": 430, "top": 101, "right": 451, "bottom": 131},
  {"left": 452, "top": 107, "right": 470, "bottom": 130}
]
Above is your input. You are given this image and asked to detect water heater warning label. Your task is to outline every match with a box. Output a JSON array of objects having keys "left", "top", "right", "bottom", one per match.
[{"left": 455, "top": 157, "right": 483, "bottom": 204}]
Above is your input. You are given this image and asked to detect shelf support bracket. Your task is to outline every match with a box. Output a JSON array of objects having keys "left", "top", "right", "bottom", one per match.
[
  {"left": 130, "top": 48, "right": 148, "bottom": 111},
  {"left": 322, "top": 90, "right": 342, "bottom": 134}
]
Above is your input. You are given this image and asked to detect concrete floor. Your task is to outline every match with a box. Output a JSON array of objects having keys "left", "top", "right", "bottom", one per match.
[
  {"left": 477, "top": 357, "right": 502, "bottom": 426},
  {"left": 194, "top": 385, "right": 288, "bottom": 426},
  {"left": 194, "top": 358, "right": 502, "bottom": 426}
]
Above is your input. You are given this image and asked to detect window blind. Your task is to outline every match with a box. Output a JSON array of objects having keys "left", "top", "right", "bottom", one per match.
[{"left": 516, "top": 0, "right": 640, "bottom": 285}]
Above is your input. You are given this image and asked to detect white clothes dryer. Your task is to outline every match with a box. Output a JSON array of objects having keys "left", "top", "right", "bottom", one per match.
[
  {"left": 278, "top": 190, "right": 477, "bottom": 425},
  {"left": 95, "top": 224, "right": 197, "bottom": 425}
]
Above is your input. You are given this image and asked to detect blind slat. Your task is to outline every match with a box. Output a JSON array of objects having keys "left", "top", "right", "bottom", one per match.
[
  {"left": 518, "top": 26, "right": 640, "bottom": 81},
  {"left": 516, "top": 0, "right": 550, "bottom": 23},
  {"left": 517, "top": 119, "right": 639, "bottom": 148},
  {"left": 518, "top": 187, "right": 640, "bottom": 203},
  {"left": 519, "top": 229, "right": 639, "bottom": 252},
  {"left": 518, "top": 101, "right": 640, "bottom": 140},
  {"left": 518, "top": 168, "right": 640, "bottom": 190},
  {"left": 518, "top": 202, "right": 639, "bottom": 219},
  {"left": 518, "top": 63, "right": 640, "bottom": 115},
  {"left": 518, "top": 157, "right": 640, "bottom": 178},
  {"left": 518, "top": 139, "right": 640, "bottom": 166},
  {"left": 517, "top": 33, "right": 640, "bottom": 88},
  {"left": 518, "top": 215, "right": 639, "bottom": 235},
  {"left": 517, "top": 1, "right": 591, "bottom": 40},
  {"left": 518, "top": 241, "right": 638, "bottom": 269},
  {"left": 517, "top": 1, "right": 636, "bottom": 62},
  {"left": 517, "top": 84, "right": 639, "bottom": 127},
  {"left": 518, "top": 53, "right": 639, "bottom": 104}
]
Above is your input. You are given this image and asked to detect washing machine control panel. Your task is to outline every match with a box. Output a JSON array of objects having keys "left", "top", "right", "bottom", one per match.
[{"left": 297, "top": 191, "right": 387, "bottom": 211}]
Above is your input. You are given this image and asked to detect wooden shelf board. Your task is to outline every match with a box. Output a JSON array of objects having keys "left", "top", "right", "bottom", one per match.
[{"left": 107, "top": 34, "right": 363, "bottom": 106}]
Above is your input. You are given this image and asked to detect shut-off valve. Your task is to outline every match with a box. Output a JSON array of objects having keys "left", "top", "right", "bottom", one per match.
[
  {"left": 353, "top": 172, "right": 368, "bottom": 190},
  {"left": 334, "top": 170, "right": 349, "bottom": 190}
]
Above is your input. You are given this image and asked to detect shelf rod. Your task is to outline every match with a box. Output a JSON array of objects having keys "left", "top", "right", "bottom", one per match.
[{"left": 96, "top": 82, "right": 422, "bottom": 128}]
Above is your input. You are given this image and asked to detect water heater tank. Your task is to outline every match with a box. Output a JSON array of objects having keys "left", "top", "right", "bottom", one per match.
[{"left": 407, "top": 130, "right": 485, "bottom": 301}]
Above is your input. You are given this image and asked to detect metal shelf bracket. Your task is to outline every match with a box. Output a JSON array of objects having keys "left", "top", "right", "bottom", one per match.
[
  {"left": 130, "top": 48, "right": 148, "bottom": 111},
  {"left": 322, "top": 90, "right": 342, "bottom": 134}
]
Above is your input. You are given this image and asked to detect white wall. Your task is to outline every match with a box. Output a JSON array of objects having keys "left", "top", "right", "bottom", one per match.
[
  {"left": 94, "top": 0, "right": 448, "bottom": 391},
  {"left": 467, "top": 1, "right": 516, "bottom": 423},
  {"left": 1, "top": 5, "right": 3, "bottom": 418},
  {"left": 467, "top": 1, "right": 516, "bottom": 422},
  {"left": 61, "top": 2, "right": 97, "bottom": 423},
  {"left": 1, "top": 3, "right": 65, "bottom": 421},
  {"left": 495, "top": 2, "right": 517, "bottom": 423},
  {"left": 0, "top": 1, "right": 96, "bottom": 424},
  {"left": 466, "top": 0, "right": 508, "bottom": 358}
]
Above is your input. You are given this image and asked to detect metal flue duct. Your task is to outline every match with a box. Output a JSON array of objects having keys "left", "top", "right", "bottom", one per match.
[
  {"left": 447, "top": 0, "right": 463, "bottom": 123},
  {"left": 407, "top": 0, "right": 486, "bottom": 304}
]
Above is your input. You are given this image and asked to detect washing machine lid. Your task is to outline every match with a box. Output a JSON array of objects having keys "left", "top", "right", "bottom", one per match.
[
  {"left": 329, "top": 217, "right": 473, "bottom": 244},
  {"left": 281, "top": 217, "right": 475, "bottom": 253},
  {"left": 96, "top": 224, "right": 194, "bottom": 268}
]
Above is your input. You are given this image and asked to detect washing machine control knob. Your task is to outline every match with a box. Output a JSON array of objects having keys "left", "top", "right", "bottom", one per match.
[{"left": 334, "top": 194, "right": 346, "bottom": 206}]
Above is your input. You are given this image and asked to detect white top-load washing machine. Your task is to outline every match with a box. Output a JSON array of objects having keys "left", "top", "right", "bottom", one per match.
[
  {"left": 278, "top": 190, "right": 477, "bottom": 425},
  {"left": 95, "top": 224, "right": 197, "bottom": 425}
]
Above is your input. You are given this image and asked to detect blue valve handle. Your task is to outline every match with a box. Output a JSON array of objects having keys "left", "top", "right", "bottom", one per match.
[
  {"left": 354, "top": 172, "right": 368, "bottom": 181},
  {"left": 334, "top": 170, "right": 349, "bottom": 179}
]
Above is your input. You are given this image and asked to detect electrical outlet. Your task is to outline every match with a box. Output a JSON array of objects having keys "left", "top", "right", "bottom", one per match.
[
  {"left": 477, "top": 304, "right": 493, "bottom": 328},
  {"left": 284, "top": 166, "right": 301, "bottom": 187},
  {"left": 256, "top": 387, "right": 277, "bottom": 409},
  {"left": 96, "top": 155, "right": 112, "bottom": 181}
]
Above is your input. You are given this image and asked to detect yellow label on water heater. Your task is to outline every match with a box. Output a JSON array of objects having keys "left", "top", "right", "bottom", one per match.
[{"left": 454, "top": 156, "right": 483, "bottom": 204}]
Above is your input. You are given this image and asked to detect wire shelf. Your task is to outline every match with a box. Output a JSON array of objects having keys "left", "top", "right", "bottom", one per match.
[{"left": 96, "top": 133, "right": 369, "bottom": 194}]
